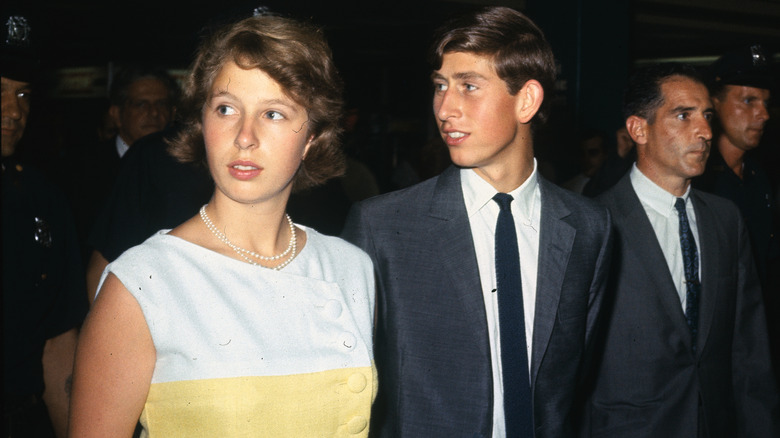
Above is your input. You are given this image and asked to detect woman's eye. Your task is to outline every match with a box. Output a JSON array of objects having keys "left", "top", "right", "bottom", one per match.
[{"left": 217, "top": 105, "right": 236, "bottom": 116}]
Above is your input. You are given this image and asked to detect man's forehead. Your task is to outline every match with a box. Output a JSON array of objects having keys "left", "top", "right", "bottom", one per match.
[
  {"left": 724, "top": 84, "right": 771, "bottom": 98},
  {"left": 1, "top": 76, "right": 32, "bottom": 89},
  {"left": 128, "top": 77, "right": 169, "bottom": 93},
  {"left": 661, "top": 76, "right": 708, "bottom": 98}
]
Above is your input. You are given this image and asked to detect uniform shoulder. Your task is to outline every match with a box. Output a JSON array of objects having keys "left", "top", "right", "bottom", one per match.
[{"left": 5, "top": 160, "right": 70, "bottom": 204}]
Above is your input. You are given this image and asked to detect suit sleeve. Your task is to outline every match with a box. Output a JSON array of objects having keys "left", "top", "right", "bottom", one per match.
[
  {"left": 342, "top": 202, "right": 383, "bottom": 328},
  {"left": 731, "top": 210, "right": 780, "bottom": 437},
  {"left": 585, "top": 208, "right": 613, "bottom": 349},
  {"left": 342, "top": 203, "right": 376, "bottom": 264}
]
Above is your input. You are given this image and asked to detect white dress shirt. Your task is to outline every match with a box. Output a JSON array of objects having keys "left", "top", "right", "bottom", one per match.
[
  {"left": 115, "top": 135, "right": 130, "bottom": 158},
  {"left": 630, "top": 165, "right": 701, "bottom": 310},
  {"left": 461, "top": 162, "right": 541, "bottom": 438}
]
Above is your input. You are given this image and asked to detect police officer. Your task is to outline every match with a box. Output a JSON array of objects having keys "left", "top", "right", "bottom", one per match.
[
  {"left": 695, "top": 43, "right": 779, "bottom": 383},
  {"left": 697, "top": 44, "right": 776, "bottom": 286},
  {"left": 2, "top": 10, "right": 87, "bottom": 438}
]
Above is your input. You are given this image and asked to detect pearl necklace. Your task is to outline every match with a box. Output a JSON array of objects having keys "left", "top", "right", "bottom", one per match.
[{"left": 199, "top": 204, "right": 297, "bottom": 270}]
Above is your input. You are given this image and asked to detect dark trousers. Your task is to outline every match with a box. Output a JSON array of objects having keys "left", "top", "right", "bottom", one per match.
[{"left": 3, "top": 394, "right": 55, "bottom": 438}]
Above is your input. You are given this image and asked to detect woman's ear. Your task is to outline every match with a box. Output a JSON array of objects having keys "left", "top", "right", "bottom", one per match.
[{"left": 516, "top": 79, "right": 544, "bottom": 124}]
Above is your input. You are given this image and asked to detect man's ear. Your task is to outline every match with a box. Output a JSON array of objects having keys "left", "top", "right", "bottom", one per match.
[
  {"left": 108, "top": 105, "right": 122, "bottom": 129},
  {"left": 711, "top": 95, "right": 723, "bottom": 114},
  {"left": 516, "top": 79, "right": 544, "bottom": 124},
  {"left": 626, "top": 115, "right": 648, "bottom": 145}
]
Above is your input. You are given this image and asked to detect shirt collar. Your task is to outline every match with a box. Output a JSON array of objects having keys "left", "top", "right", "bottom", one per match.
[
  {"left": 115, "top": 135, "right": 130, "bottom": 158},
  {"left": 462, "top": 159, "right": 539, "bottom": 218},
  {"left": 630, "top": 163, "right": 691, "bottom": 216}
]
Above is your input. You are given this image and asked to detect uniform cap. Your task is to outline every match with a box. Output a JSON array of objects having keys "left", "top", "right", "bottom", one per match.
[
  {"left": 1, "top": 12, "right": 38, "bottom": 82},
  {"left": 708, "top": 44, "right": 774, "bottom": 90}
]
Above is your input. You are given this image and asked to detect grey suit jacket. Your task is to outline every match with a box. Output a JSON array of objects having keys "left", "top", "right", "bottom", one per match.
[
  {"left": 343, "top": 166, "right": 613, "bottom": 437},
  {"left": 584, "top": 174, "right": 780, "bottom": 438}
]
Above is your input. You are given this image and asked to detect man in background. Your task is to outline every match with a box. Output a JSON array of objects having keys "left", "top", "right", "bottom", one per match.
[{"left": 66, "top": 66, "right": 179, "bottom": 261}]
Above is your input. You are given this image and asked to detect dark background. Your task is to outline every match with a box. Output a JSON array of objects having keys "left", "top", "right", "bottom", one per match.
[{"left": 8, "top": 0, "right": 780, "bottom": 190}]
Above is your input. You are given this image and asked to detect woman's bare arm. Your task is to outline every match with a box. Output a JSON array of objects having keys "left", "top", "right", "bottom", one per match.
[{"left": 68, "top": 273, "right": 156, "bottom": 437}]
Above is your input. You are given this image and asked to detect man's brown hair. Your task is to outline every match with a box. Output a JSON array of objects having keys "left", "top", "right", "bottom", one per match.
[{"left": 429, "top": 6, "right": 556, "bottom": 124}]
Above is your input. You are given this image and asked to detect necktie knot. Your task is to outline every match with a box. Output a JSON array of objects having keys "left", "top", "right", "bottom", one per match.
[
  {"left": 674, "top": 197, "right": 686, "bottom": 216},
  {"left": 493, "top": 193, "right": 514, "bottom": 212}
]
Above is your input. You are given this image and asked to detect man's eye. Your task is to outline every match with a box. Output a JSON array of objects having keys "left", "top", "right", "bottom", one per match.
[
  {"left": 676, "top": 113, "right": 688, "bottom": 121},
  {"left": 129, "top": 100, "right": 150, "bottom": 110},
  {"left": 465, "top": 84, "right": 477, "bottom": 91},
  {"left": 265, "top": 111, "right": 284, "bottom": 120},
  {"left": 433, "top": 83, "right": 447, "bottom": 92}
]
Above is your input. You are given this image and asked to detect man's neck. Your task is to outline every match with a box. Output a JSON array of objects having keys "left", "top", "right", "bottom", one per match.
[
  {"left": 635, "top": 161, "right": 691, "bottom": 197},
  {"left": 472, "top": 142, "right": 536, "bottom": 193},
  {"left": 717, "top": 136, "right": 745, "bottom": 179}
]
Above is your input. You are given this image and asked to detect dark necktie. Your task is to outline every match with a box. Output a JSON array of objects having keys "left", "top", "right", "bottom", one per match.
[
  {"left": 493, "top": 193, "right": 534, "bottom": 437},
  {"left": 674, "top": 197, "right": 700, "bottom": 352}
]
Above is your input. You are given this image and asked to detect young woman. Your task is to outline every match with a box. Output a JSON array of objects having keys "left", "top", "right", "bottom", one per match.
[{"left": 68, "top": 13, "right": 375, "bottom": 437}]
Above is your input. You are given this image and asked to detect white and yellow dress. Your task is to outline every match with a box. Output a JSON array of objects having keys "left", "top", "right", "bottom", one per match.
[{"left": 100, "top": 226, "right": 376, "bottom": 437}]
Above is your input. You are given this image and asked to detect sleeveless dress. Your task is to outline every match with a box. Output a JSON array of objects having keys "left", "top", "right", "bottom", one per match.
[{"left": 99, "top": 226, "right": 376, "bottom": 437}]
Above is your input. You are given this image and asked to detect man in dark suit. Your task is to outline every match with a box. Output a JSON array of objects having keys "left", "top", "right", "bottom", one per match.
[
  {"left": 69, "top": 66, "right": 180, "bottom": 296},
  {"left": 585, "top": 63, "right": 779, "bottom": 437},
  {"left": 66, "top": 66, "right": 178, "bottom": 260},
  {"left": 343, "top": 7, "right": 612, "bottom": 437}
]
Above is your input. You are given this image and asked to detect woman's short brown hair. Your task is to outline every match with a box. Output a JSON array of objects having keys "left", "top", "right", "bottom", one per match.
[
  {"left": 168, "top": 13, "right": 345, "bottom": 191},
  {"left": 429, "top": 6, "right": 556, "bottom": 125}
]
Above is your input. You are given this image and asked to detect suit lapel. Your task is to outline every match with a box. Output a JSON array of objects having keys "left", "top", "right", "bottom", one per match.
[
  {"left": 610, "top": 176, "right": 694, "bottom": 350},
  {"left": 690, "top": 190, "right": 717, "bottom": 356},
  {"left": 531, "top": 179, "right": 575, "bottom": 382},
  {"left": 426, "top": 167, "right": 489, "bottom": 345}
]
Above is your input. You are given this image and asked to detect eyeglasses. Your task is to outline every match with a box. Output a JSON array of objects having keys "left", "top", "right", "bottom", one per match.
[{"left": 124, "top": 99, "right": 172, "bottom": 113}]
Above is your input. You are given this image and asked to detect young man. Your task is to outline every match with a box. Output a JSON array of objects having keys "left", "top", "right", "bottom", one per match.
[
  {"left": 343, "top": 7, "right": 612, "bottom": 437},
  {"left": 586, "top": 63, "right": 779, "bottom": 437}
]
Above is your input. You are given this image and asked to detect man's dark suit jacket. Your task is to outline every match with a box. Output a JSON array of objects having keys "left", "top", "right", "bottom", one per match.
[
  {"left": 584, "top": 174, "right": 780, "bottom": 438},
  {"left": 343, "top": 165, "right": 613, "bottom": 437}
]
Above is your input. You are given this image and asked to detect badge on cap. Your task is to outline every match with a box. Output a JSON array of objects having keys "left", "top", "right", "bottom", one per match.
[
  {"left": 750, "top": 44, "right": 766, "bottom": 67},
  {"left": 5, "top": 16, "right": 31, "bottom": 48}
]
